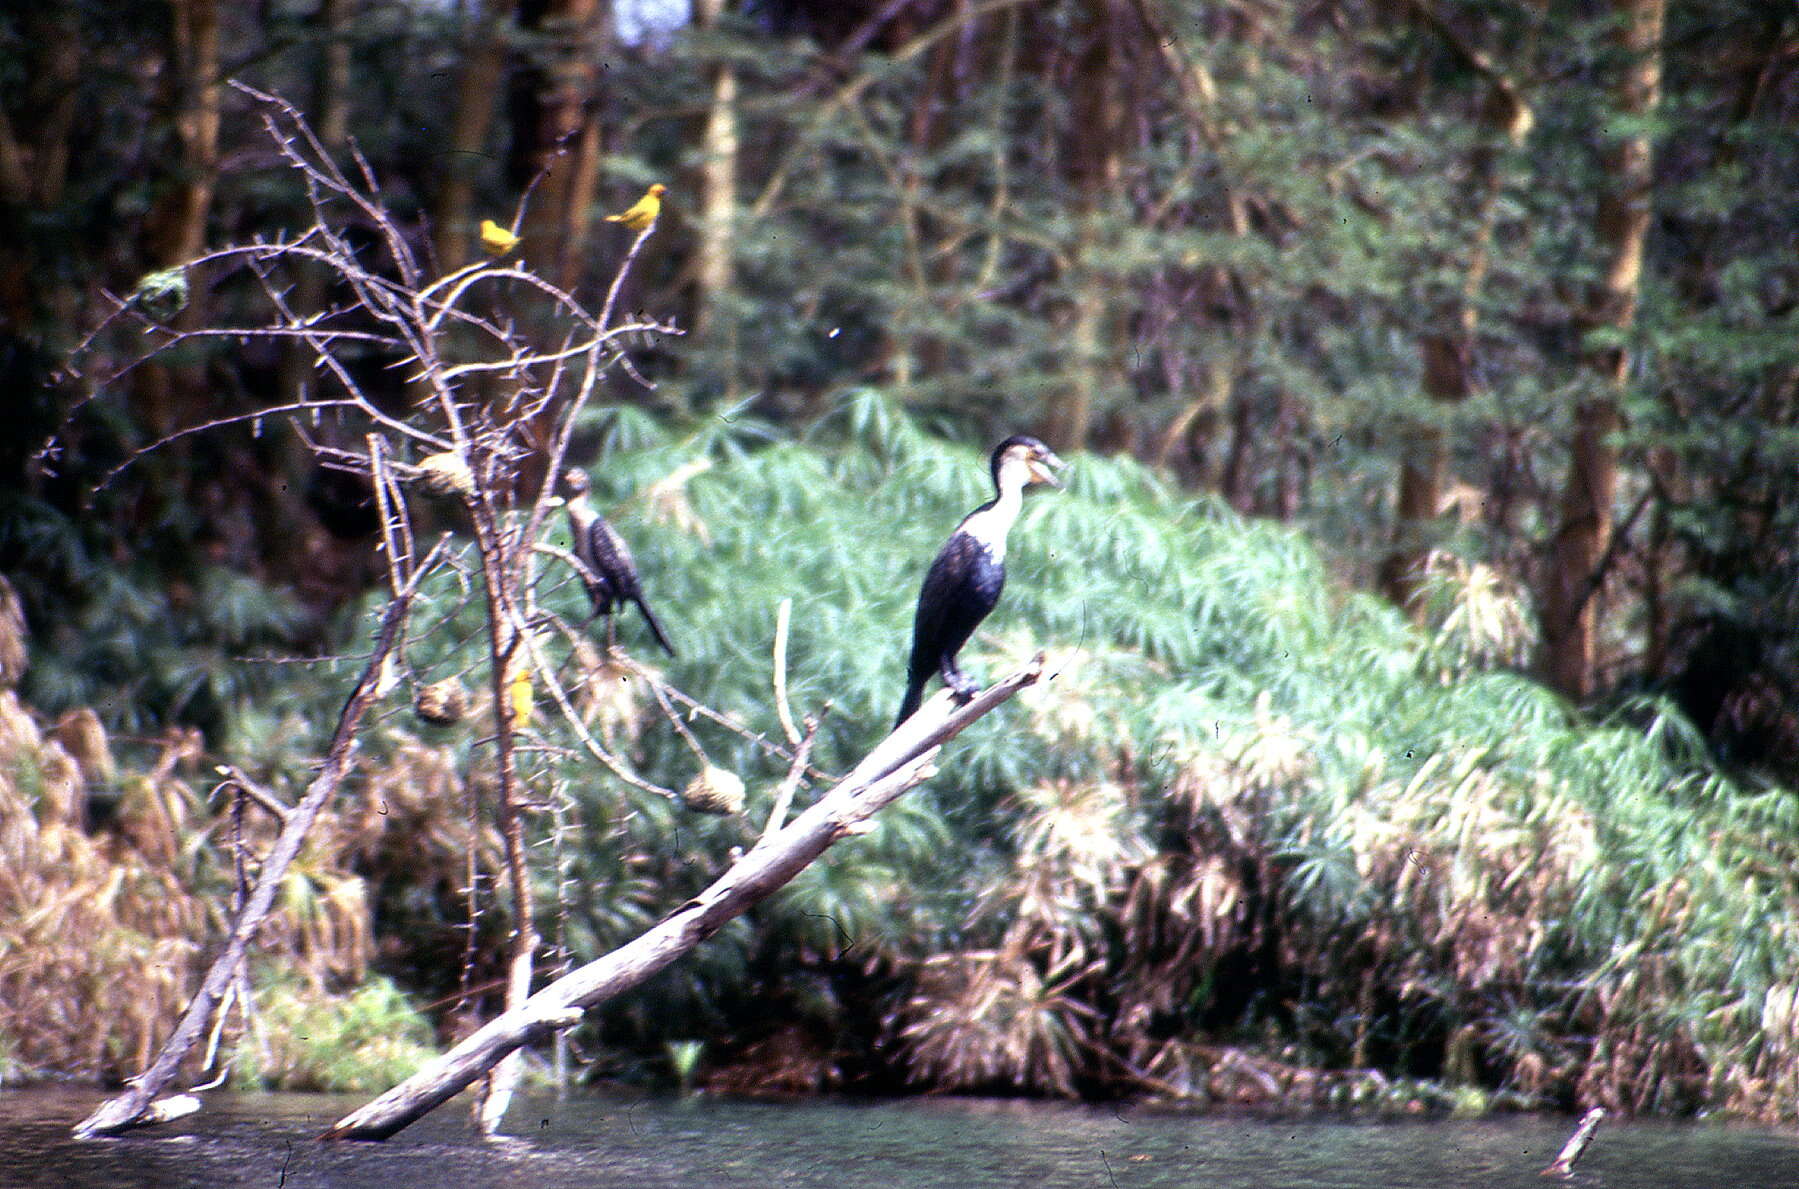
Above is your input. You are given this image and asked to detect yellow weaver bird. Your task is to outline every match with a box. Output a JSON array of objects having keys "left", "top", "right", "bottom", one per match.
[
  {"left": 507, "top": 666, "right": 533, "bottom": 730},
  {"left": 604, "top": 184, "right": 667, "bottom": 233},
  {"left": 479, "top": 219, "right": 521, "bottom": 257}
]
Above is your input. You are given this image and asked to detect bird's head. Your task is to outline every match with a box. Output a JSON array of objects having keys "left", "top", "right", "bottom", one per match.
[
  {"left": 991, "top": 435, "right": 1066, "bottom": 492},
  {"left": 648, "top": 183, "right": 668, "bottom": 198},
  {"left": 557, "top": 467, "right": 593, "bottom": 500}
]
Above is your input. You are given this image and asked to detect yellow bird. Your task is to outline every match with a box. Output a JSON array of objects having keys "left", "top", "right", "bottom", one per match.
[
  {"left": 480, "top": 219, "right": 521, "bottom": 257},
  {"left": 507, "top": 666, "right": 533, "bottom": 730},
  {"left": 604, "top": 184, "right": 667, "bottom": 233}
]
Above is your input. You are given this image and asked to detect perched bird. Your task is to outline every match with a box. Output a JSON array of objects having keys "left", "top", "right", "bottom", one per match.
[
  {"left": 896, "top": 436, "right": 1065, "bottom": 727},
  {"left": 604, "top": 183, "right": 667, "bottom": 233},
  {"left": 480, "top": 219, "right": 521, "bottom": 257},
  {"left": 508, "top": 665, "right": 534, "bottom": 730},
  {"left": 558, "top": 469, "right": 676, "bottom": 656}
]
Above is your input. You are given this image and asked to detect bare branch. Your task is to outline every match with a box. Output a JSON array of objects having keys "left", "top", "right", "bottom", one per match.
[
  {"left": 73, "top": 540, "right": 449, "bottom": 1139},
  {"left": 213, "top": 768, "right": 292, "bottom": 825},
  {"left": 772, "top": 597, "right": 801, "bottom": 746},
  {"left": 760, "top": 714, "right": 819, "bottom": 843}
]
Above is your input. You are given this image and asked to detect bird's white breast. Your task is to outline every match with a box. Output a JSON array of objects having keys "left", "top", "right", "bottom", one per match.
[{"left": 958, "top": 500, "right": 1016, "bottom": 565}]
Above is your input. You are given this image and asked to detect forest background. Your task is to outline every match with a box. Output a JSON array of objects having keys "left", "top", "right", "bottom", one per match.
[{"left": 3, "top": 0, "right": 1799, "bottom": 1124}]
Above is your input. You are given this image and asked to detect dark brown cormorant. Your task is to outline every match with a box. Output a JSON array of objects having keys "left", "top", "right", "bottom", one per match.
[
  {"left": 559, "top": 468, "right": 676, "bottom": 656},
  {"left": 896, "top": 436, "right": 1065, "bottom": 726}
]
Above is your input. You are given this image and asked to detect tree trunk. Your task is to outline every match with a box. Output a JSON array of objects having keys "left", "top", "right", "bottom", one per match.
[
  {"left": 693, "top": 0, "right": 739, "bottom": 382},
  {"left": 1046, "top": 0, "right": 1124, "bottom": 455},
  {"left": 1380, "top": 13, "right": 1534, "bottom": 616},
  {"left": 509, "top": 0, "right": 609, "bottom": 293},
  {"left": 132, "top": 0, "right": 222, "bottom": 441},
  {"left": 73, "top": 582, "right": 424, "bottom": 1138},
  {"left": 470, "top": 517, "right": 538, "bottom": 1134},
  {"left": 433, "top": 1, "right": 516, "bottom": 272},
  {"left": 145, "top": 0, "right": 221, "bottom": 271},
  {"left": 278, "top": 0, "right": 354, "bottom": 404},
  {"left": 0, "top": 8, "right": 83, "bottom": 327},
  {"left": 1534, "top": 0, "right": 1664, "bottom": 699}
]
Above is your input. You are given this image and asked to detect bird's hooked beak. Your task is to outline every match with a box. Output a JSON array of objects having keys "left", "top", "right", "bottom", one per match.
[{"left": 1029, "top": 447, "right": 1067, "bottom": 488}]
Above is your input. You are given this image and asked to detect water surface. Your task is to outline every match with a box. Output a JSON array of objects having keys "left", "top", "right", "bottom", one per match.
[{"left": 6, "top": 1086, "right": 1799, "bottom": 1188}]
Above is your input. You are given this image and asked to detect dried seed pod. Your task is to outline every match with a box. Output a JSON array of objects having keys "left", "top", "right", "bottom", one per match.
[
  {"left": 682, "top": 765, "right": 745, "bottom": 816},
  {"left": 415, "top": 452, "right": 476, "bottom": 500},
  {"left": 414, "top": 678, "right": 468, "bottom": 725}
]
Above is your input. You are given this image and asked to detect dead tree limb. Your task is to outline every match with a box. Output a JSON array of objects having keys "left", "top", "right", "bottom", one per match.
[
  {"left": 72, "top": 552, "right": 440, "bottom": 1140},
  {"left": 320, "top": 658, "right": 1044, "bottom": 1141},
  {"left": 1540, "top": 1106, "right": 1605, "bottom": 1177}
]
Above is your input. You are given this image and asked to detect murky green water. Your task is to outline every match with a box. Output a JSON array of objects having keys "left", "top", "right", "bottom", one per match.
[{"left": 6, "top": 1086, "right": 1799, "bottom": 1188}]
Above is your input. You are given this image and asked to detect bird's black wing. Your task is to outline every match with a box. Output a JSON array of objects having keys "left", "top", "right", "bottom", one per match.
[
  {"left": 590, "top": 516, "right": 675, "bottom": 655},
  {"left": 920, "top": 534, "right": 1004, "bottom": 658},
  {"left": 586, "top": 516, "right": 642, "bottom": 599}
]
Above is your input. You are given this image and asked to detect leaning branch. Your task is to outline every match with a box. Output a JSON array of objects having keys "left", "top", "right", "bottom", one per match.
[
  {"left": 72, "top": 547, "right": 442, "bottom": 1140},
  {"left": 1541, "top": 1106, "right": 1605, "bottom": 1177},
  {"left": 321, "top": 659, "right": 1044, "bottom": 1141}
]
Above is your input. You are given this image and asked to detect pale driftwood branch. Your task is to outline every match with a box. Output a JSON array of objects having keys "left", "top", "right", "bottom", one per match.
[
  {"left": 73, "top": 553, "right": 439, "bottom": 1139},
  {"left": 321, "top": 659, "right": 1044, "bottom": 1142},
  {"left": 1541, "top": 1106, "right": 1605, "bottom": 1177}
]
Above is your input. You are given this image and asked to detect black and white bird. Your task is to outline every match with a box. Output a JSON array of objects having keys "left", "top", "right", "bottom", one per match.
[
  {"left": 558, "top": 468, "right": 676, "bottom": 656},
  {"left": 895, "top": 436, "right": 1065, "bottom": 726}
]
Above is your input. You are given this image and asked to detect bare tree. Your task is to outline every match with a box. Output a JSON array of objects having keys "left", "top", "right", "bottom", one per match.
[{"left": 70, "top": 82, "right": 676, "bottom": 1137}]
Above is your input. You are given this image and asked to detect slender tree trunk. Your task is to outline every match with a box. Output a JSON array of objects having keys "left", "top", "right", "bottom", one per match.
[
  {"left": 0, "top": 8, "right": 83, "bottom": 327},
  {"left": 278, "top": 0, "right": 354, "bottom": 404},
  {"left": 133, "top": 0, "right": 222, "bottom": 447},
  {"left": 145, "top": 0, "right": 221, "bottom": 271},
  {"left": 470, "top": 516, "right": 538, "bottom": 1135},
  {"left": 74, "top": 583, "right": 423, "bottom": 1138},
  {"left": 693, "top": 0, "right": 739, "bottom": 384},
  {"left": 1380, "top": 14, "right": 1534, "bottom": 616},
  {"left": 510, "top": 0, "right": 609, "bottom": 293},
  {"left": 1534, "top": 0, "right": 1664, "bottom": 698},
  {"left": 1047, "top": 0, "right": 1124, "bottom": 455},
  {"left": 433, "top": 1, "right": 516, "bottom": 272}
]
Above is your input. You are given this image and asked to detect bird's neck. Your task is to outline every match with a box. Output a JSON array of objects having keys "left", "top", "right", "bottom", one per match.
[
  {"left": 565, "top": 494, "right": 597, "bottom": 535},
  {"left": 959, "top": 472, "right": 1027, "bottom": 563}
]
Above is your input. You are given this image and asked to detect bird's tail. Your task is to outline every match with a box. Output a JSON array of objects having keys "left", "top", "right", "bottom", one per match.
[
  {"left": 634, "top": 597, "right": 677, "bottom": 657},
  {"left": 894, "top": 676, "right": 927, "bottom": 729}
]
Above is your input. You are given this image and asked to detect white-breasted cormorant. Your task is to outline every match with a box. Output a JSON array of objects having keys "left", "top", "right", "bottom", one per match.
[
  {"left": 559, "top": 468, "right": 676, "bottom": 656},
  {"left": 896, "top": 436, "right": 1064, "bottom": 726}
]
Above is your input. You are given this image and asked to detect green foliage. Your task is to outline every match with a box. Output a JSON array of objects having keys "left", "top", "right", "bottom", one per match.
[
  {"left": 11, "top": 491, "right": 311, "bottom": 740},
  {"left": 346, "top": 403, "right": 1799, "bottom": 1113},
  {"left": 231, "top": 972, "right": 438, "bottom": 1094}
]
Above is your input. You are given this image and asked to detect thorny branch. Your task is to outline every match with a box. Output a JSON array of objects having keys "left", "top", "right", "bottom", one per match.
[{"left": 64, "top": 81, "right": 705, "bottom": 1140}]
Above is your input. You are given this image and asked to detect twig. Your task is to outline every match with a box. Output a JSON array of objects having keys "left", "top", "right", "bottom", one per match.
[
  {"left": 760, "top": 715, "right": 819, "bottom": 843},
  {"left": 214, "top": 768, "right": 292, "bottom": 825},
  {"left": 772, "top": 598, "right": 801, "bottom": 746},
  {"left": 648, "top": 673, "right": 710, "bottom": 767},
  {"left": 621, "top": 653, "right": 834, "bottom": 779},
  {"left": 514, "top": 607, "right": 679, "bottom": 801}
]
